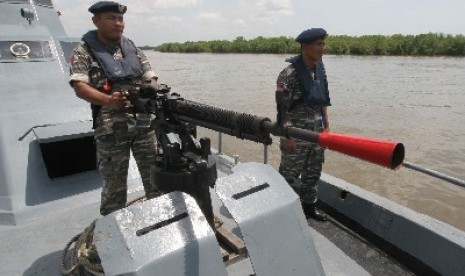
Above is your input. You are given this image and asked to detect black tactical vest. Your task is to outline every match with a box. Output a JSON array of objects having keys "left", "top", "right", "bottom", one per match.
[
  {"left": 288, "top": 55, "right": 331, "bottom": 107},
  {"left": 82, "top": 30, "right": 142, "bottom": 81}
]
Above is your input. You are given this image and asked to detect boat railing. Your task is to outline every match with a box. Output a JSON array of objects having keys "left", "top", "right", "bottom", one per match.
[
  {"left": 217, "top": 132, "right": 269, "bottom": 165},
  {"left": 402, "top": 161, "right": 465, "bottom": 188},
  {"left": 216, "top": 132, "right": 465, "bottom": 189}
]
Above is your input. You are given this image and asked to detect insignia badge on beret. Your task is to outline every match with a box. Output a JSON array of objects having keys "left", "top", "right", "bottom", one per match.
[{"left": 118, "top": 4, "right": 125, "bottom": 13}]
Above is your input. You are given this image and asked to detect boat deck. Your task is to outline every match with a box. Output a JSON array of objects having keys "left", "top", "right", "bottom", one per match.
[
  {"left": 3, "top": 155, "right": 454, "bottom": 276},
  {"left": 0, "top": 166, "right": 417, "bottom": 276},
  {"left": 309, "top": 217, "right": 413, "bottom": 275},
  {"left": 0, "top": 202, "right": 413, "bottom": 276}
]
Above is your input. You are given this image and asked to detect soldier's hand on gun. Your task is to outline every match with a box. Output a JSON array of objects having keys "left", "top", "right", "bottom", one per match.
[
  {"left": 108, "top": 91, "right": 128, "bottom": 108},
  {"left": 281, "top": 138, "right": 297, "bottom": 152}
]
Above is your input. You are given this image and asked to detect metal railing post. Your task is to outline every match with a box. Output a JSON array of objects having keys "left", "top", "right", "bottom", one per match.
[
  {"left": 218, "top": 132, "right": 222, "bottom": 154},
  {"left": 264, "top": 144, "right": 268, "bottom": 164}
]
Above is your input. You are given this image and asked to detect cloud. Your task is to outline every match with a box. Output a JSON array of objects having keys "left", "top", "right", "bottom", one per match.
[
  {"left": 254, "top": 0, "right": 294, "bottom": 23},
  {"left": 143, "top": 0, "right": 201, "bottom": 9},
  {"left": 257, "top": 0, "right": 292, "bottom": 9},
  {"left": 198, "top": 12, "right": 221, "bottom": 21},
  {"left": 50, "top": 0, "right": 465, "bottom": 46},
  {"left": 147, "top": 16, "right": 183, "bottom": 24},
  {"left": 233, "top": 19, "right": 246, "bottom": 27}
]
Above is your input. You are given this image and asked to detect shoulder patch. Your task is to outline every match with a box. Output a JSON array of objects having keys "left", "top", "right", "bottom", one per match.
[
  {"left": 277, "top": 81, "right": 286, "bottom": 91},
  {"left": 69, "top": 53, "right": 76, "bottom": 65}
]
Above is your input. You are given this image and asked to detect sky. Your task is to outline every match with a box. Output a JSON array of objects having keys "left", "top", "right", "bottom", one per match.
[{"left": 52, "top": 0, "right": 465, "bottom": 46}]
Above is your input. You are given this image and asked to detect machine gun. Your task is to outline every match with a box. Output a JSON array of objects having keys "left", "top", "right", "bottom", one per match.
[{"left": 132, "top": 84, "right": 405, "bottom": 227}]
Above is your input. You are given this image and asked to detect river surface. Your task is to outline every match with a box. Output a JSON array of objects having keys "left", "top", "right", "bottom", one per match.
[{"left": 146, "top": 51, "right": 465, "bottom": 231}]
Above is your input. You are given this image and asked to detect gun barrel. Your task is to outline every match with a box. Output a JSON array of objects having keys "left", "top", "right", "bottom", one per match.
[
  {"left": 261, "top": 122, "right": 404, "bottom": 170},
  {"left": 318, "top": 132, "right": 404, "bottom": 170},
  {"left": 169, "top": 98, "right": 404, "bottom": 170},
  {"left": 170, "top": 99, "right": 273, "bottom": 144}
]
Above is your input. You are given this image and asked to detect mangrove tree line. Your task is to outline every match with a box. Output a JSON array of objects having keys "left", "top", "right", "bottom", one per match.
[{"left": 146, "top": 33, "right": 465, "bottom": 56}]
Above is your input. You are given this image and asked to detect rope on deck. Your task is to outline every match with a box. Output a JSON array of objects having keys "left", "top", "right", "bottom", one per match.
[
  {"left": 60, "top": 196, "right": 147, "bottom": 275},
  {"left": 60, "top": 220, "right": 104, "bottom": 276}
]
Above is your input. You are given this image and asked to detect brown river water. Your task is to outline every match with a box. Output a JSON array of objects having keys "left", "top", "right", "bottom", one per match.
[{"left": 146, "top": 51, "right": 465, "bottom": 231}]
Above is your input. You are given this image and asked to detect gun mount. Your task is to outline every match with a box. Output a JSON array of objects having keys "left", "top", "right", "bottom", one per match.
[{"left": 133, "top": 84, "right": 405, "bottom": 227}]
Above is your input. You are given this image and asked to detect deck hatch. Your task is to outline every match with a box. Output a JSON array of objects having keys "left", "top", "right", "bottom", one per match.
[
  {"left": 33, "top": 121, "right": 97, "bottom": 179},
  {"left": 39, "top": 135, "right": 97, "bottom": 179}
]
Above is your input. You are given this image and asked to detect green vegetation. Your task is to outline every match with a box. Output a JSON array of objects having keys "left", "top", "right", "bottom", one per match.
[{"left": 146, "top": 33, "right": 465, "bottom": 56}]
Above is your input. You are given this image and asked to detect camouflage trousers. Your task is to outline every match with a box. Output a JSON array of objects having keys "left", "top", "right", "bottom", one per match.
[
  {"left": 279, "top": 140, "right": 325, "bottom": 204},
  {"left": 96, "top": 128, "right": 159, "bottom": 215},
  {"left": 278, "top": 105, "right": 325, "bottom": 204}
]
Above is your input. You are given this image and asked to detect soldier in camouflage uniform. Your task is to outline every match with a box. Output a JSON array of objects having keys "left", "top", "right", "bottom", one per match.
[
  {"left": 276, "top": 28, "right": 331, "bottom": 221},
  {"left": 69, "top": 1, "right": 159, "bottom": 215}
]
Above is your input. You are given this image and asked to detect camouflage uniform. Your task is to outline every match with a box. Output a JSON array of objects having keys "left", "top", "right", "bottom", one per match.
[
  {"left": 70, "top": 42, "right": 159, "bottom": 215},
  {"left": 276, "top": 62, "right": 328, "bottom": 205}
]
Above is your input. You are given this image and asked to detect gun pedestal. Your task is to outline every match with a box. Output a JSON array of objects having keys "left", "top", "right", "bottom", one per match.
[
  {"left": 150, "top": 129, "right": 248, "bottom": 264},
  {"left": 151, "top": 137, "right": 217, "bottom": 228}
]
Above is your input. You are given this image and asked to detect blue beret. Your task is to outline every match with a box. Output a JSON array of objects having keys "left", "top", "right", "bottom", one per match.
[
  {"left": 296, "top": 28, "right": 328, "bottom": 44},
  {"left": 88, "top": 1, "right": 127, "bottom": 14}
]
